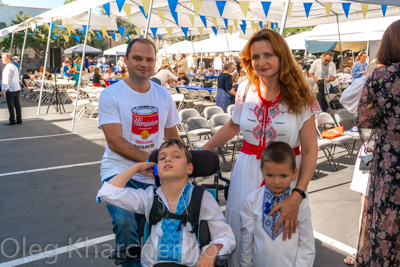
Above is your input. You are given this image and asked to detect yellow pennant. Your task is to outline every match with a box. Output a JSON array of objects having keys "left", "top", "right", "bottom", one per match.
[
  {"left": 212, "top": 17, "right": 218, "bottom": 28},
  {"left": 267, "top": 21, "right": 271, "bottom": 29},
  {"left": 192, "top": 0, "right": 203, "bottom": 16},
  {"left": 239, "top": 1, "right": 250, "bottom": 17},
  {"left": 65, "top": 24, "right": 74, "bottom": 35},
  {"left": 324, "top": 3, "right": 333, "bottom": 19},
  {"left": 141, "top": 0, "right": 150, "bottom": 15},
  {"left": 227, "top": 25, "right": 233, "bottom": 35},
  {"left": 89, "top": 29, "right": 95, "bottom": 36},
  {"left": 123, "top": 4, "right": 131, "bottom": 20},
  {"left": 166, "top": 27, "right": 173, "bottom": 37},
  {"left": 130, "top": 34, "right": 136, "bottom": 40},
  {"left": 233, "top": 19, "right": 238, "bottom": 30},
  {"left": 39, "top": 34, "right": 45, "bottom": 40},
  {"left": 188, "top": 13, "right": 195, "bottom": 26},
  {"left": 197, "top": 27, "right": 204, "bottom": 36},
  {"left": 87, "top": 35, "right": 91, "bottom": 42},
  {"left": 43, "top": 23, "right": 49, "bottom": 30},
  {"left": 63, "top": 35, "right": 70, "bottom": 42},
  {"left": 100, "top": 26, "right": 108, "bottom": 37},
  {"left": 283, "top": 2, "right": 294, "bottom": 17},
  {"left": 251, "top": 21, "right": 256, "bottom": 31},
  {"left": 134, "top": 27, "right": 142, "bottom": 35},
  {"left": 157, "top": 10, "right": 165, "bottom": 24},
  {"left": 255, "top": 22, "right": 260, "bottom": 31},
  {"left": 361, "top": 3, "right": 369, "bottom": 18}
]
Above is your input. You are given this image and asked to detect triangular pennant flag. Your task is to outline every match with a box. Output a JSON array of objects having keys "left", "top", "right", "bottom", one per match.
[
  {"left": 63, "top": 35, "right": 70, "bottom": 42},
  {"left": 74, "top": 35, "right": 81, "bottom": 43},
  {"left": 157, "top": 10, "right": 165, "bottom": 24},
  {"left": 188, "top": 13, "right": 195, "bottom": 26},
  {"left": 192, "top": 0, "right": 203, "bottom": 16},
  {"left": 197, "top": 27, "right": 204, "bottom": 36},
  {"left": 43, "top": 23, "right": 49, "bottom": 29},
  {"left": 57, "top": 25, "right": 66, "bottom": 31},
  {"left": 255, "top": 22, "right": 260, "bottom": 31},
  {"left": 28, "top": 33, "right": 33, "bottom": 35},
  {"left": 126, "top": 33, "right": 131, "bottom": 40},
  {"left": 89, "top": 29, "right": 95, "bottom": 36},
  {"left": 130, "top": 34, "right": 136, "bottom": 40},
  {"left": 39, "top": 34, "right": 45, "bottom": 40},
  {"left": 48, "top": 22, "right": 55, "bottom": 33},
  {"left": 166, "top": 27, "right": 174, "bottom": 37},
  {"left": 87, "top": 35, "right": 91, "bottom": 42},
  {"left": 95, "top": 31, "right": 102, "bottom": 39},
  {"left": 251, "top": 21, "right": 255, "bottom": 31},
  {"left": 215, "top": 1, "right": 226, "bottom": 17},
  {"left": 212, "top": 17, "right": 218, "bottom": 28},
  {"left": 283, "top": 2, "right": 294, "bottom": 17},
  {"left": 240, "top": 20, "right": 246, "bottom": 34},
  {"left": 171, "top": 11, "right": 179, "bottom": 25},
  {"left": 342, "top": 3, "right": 351, "bottom": 18},
  {"left": 150, "top": 28, "right": 158, "bottom": 38},
  {"left": 200, "top": 15, "right": 207, "bottom": 28},
  {"left": 239, "top": 1, "right": 250, "bottom": 17},
  {"left": 116, "top": 0, "right": 126, "bottom": 12},
  {"left": 303, "top": 3, "right": 313, "bottom": 18},
  {"left": 211, "top": 26, "right": 218, "bottom": 36},
  {"left": 111, "top": 32, "right": 116, "bottom": 41},
  {"left": 103, "top": 2, "right": 110, "bottom": 17},
  {"left": 100, "top": 26, "right": 108, "bottom": 37},
  {"left": 117, "top": 26, "right": 125, "bottom": 38},
  {"left": 181, "top": 27, "right": 188, "bottom": 37},
  {"left": 35, "top": 25, "right": 39, "bottom": 31},
  {"left": 381, "top": 5, "right": 387, "bottom": 17},
  {"left": 267, "top": 21, "right": 271, "bottom": 29},
  {"left": 274, "top": 22, "right": 279, "bottom": 30},
  {"left": 123, "top": 4, "right": 131, "bottom": 20},
  {"left": 233, "top": 19, "right": 238, "bottom": 30},
  {"left": 324, "top": 3, "right": 333, "bottom": 19},
  {"left": 51, "top": 34, "right": 57, "bottom": 40},
  {"left": 134, "top": 27, "right": 142, "bottom": 35},
  {"left": 82, "top": 25, "right": 90, "bottom": 35},
  {"left": 361, "top": 3, "right": 369, "bottom": 18},
  {"left": 228, "top": 25, "right": 233, "bottom": 34},
  {"left": 65, "top": 24, "right": 74, "bottom": 35},
  {"left": 261, "top": 2, "right": 271, "bottom": 17},
  {"left": 77, "top": 28, "right": 85, "bottom": 35},
  {"left": 223, "top": 18, "right": 228, "bottom": 29},
  {"left": 142, "top": 0, "right": 151, "bottom": 15},
  {"left": 259, "top": 21, "right": 263, "bottom": 29},
  {"left": 139, "top": 6, "right": 148, "bottom": 19},
  {"left": 167, "top": 0, "right": 178, "bottom": 13}
]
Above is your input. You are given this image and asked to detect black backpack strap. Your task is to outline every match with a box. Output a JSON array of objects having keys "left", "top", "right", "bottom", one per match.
[
  {"left": 148, "top": 189, "right": 167, "bottom": 226},
  {"left": 186, "top": 186, "right": 205, "bottom": 237}
]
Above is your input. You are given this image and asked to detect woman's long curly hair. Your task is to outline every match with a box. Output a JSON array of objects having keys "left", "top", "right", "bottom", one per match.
[{"left": 241, "top": 29, "right": 316, "bottom": 114}]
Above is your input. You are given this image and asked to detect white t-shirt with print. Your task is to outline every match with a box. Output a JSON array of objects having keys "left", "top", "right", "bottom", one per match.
[{"left": 98, "top": 80, "right": 180, "bottom": 184}]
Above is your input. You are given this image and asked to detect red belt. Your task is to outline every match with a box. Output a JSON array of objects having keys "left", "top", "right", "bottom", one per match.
[{"left": 241, "top": 140, "right": 300, "bottom": 157}]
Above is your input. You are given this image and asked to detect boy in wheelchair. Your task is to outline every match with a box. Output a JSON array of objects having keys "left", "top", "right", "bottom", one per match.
[{"left": 97, "top": 139, "right": 235, "bottom": 267}]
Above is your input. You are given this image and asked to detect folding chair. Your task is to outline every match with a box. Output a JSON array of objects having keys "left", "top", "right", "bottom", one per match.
[
  {"left": 198, "top": 90, "right": 215, "bottom": 109},
  {"left": 178, "top": 108, "right": 201, "bottom": 123},
  {"left": 177, "top": 87, "right": 193, "bottom": 108},
  {"left": 211, "top": 91, "right": 218, "bottom": 102},
  {"left": 227, "top": 104, "right": 235, "bottom": 115},
  {"left": 172, "top": 93, "right": 184, "bottom": 111},
  {"left": 334, "top": 109, "right": 360, "bottom": 153},
  {"left": 168, "top": 87, "right": 178, "bottom": 94},
  {"left": 187, "top": 89, "right": 204, "bottom": 113},
  {"left": 183, "top": 117, "right": 213, "bottom": 150},
  {"left": 67, "top": 89, "right": 91, "bottom": 119},
  {"left": 203, "top": 106, "right": 224, "bottom": 121}
]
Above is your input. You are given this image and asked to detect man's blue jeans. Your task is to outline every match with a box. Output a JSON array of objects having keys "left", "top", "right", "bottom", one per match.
[{"left": 104, "top": 176, "right": 152, "bottom": 267}]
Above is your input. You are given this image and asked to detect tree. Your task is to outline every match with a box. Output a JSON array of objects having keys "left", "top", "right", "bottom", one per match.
[
  {"left": 283, "top": 26, "right": 315, "bottom": 38},
  {"left": 64, "top": 0, "right": 76, "bottom": 4}
]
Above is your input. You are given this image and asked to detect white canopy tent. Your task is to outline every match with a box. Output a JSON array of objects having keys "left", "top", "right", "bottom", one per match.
[
  {"left": 162, "top": 40, "right": 195, "bottom": 55},
  {"left": 103, "top": 43, "right": 128, "bottom": 56},
  {"left": 64, "top": 44, "right": 102, "bottom": 54},
  {"left": 284, "top": 31, "right": 310, "bottom": 50},
  {"left": 62, "top": 13, "right": 118, "bottom": 31}
]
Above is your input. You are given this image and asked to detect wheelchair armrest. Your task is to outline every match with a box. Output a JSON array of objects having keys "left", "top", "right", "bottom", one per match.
[
  {"left": 215, "top": 254, "right": 231, "bottom": 267},
  {"left": 109, "top": 246, "right": 141, "bottom": 265}
]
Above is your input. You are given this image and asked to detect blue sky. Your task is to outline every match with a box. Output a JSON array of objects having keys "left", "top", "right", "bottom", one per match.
[{"left": 3, "top": 0, "right": 65, "bottom": 9}]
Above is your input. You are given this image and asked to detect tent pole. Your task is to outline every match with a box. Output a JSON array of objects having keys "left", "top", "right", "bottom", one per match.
[
  {"left": 189, "top": 30, "right": 196, "bottom": 54},
  {"left": 279, "top": 0, "right": 291, "bottom": 36},
  {"left": 19, "top": 19, "right": 31, "bottom": 73},
  {"left": 366, "top": 40, "right": 370, "bottom": 60},
  {"left": 10, "top": 31, "right": 14, "bottom": 53},
  {"left": 37, "top": 18, "right": 53, "bottom": 116},
  {"left": 71, "top": 8, "right": 92, "bottom": 130},
  {"left": 335, "top": 14, "right": 344, "bottom": 72},
  {"left": 201, "top": 49, "right": 202, "bottom": 62},
  {"left": 223, "top": 28, "right": 231, "bottom": 58},
  {"left": 143, "top": 0, "right": 155, "bottom": 38}
]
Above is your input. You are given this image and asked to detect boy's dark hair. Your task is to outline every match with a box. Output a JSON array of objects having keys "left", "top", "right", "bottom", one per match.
[
  {"left": 158, "top": 139, "right": 192, "bottom": 164},
  {"left": 260, "top": 141, "right": 296, "bottom": 170}
]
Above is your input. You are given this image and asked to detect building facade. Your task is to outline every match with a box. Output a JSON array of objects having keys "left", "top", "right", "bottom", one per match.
[{"left": 0, "top": 5, "right": 50, "bottom": 29}]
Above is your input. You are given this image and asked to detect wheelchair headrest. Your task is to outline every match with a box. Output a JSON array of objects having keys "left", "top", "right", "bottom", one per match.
[{"left": 149, "top": 149, "right": 220, "bottom": 177}]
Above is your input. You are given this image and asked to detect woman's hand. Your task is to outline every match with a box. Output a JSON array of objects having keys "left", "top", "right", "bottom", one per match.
[
  {"left": 197, "top": 244, "right": 222, "bottom": 267},
  {"left": 268, "top": 192, "right": 302, "bottom": 241}
]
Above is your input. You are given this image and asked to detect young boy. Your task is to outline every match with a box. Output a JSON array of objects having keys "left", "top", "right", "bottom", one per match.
[
  {"left": 97, "top": 139, "right": 235, "bottom": 267},
  {"left": 239, "top": 142, "right": 315, "bottom": 267}
]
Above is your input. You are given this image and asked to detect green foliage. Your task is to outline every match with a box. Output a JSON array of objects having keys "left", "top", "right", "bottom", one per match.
[
  {"left": 283, "top": 26, "right": 315, "bottom": 38},
  {"left": 64, "top": 0, "right": 76, "bottom": 4}
]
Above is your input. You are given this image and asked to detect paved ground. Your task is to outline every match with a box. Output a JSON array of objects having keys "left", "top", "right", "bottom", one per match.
[{"left": 0, "top": 97, "right": 362, "bottom": 266}]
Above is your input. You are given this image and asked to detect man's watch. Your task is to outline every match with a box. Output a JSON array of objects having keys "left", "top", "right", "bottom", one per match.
[{"left": 292, "top": 188, "right": 306, "bottom": 199}]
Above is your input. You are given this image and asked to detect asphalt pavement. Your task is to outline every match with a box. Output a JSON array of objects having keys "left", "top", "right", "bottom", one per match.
[{"left": 0, "top": 97, "right": 362, "bottom": 266}]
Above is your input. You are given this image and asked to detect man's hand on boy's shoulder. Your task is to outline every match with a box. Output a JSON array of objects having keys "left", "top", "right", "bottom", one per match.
[
  {"left": 136, "top": 162, "right": 156, "bottom": 179},
  {"left": 197, "top": 244, "right": 223, "bottom": 267}
]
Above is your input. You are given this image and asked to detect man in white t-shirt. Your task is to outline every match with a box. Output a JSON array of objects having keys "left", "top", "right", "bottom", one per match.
[
  {"left": 98, "top": 38, "right": 180, "bottom": 267},
  {"left": 213, "top": 54, "right": 223, "bottom": 75},
  {"left": 2, "top": 52, "right": 22, "bottom": 125}
]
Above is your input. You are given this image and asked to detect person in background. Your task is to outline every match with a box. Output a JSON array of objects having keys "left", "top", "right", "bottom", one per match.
[
  {"left": 238, "top": 69, "right": 247, "bottom": 85},
  {"left": 187, "top": 53, "right": 195, "bottom": 69},
  {"left": 92, "top": 67, "right": 103, "bottom": 87},
  {"left": 120, "top": 67, "right": 128, "bottom": 79},
  {"left": 150, "top": 68, "right": 178, "bottom": 88},
  {"left": 351, "top": 51, "right": 368, "bottom": 82},
  {"left": 188, "top": 67, "right": 195, "bottom": 75},
  {"left": 12, "top": 56, "right": 20, "bottom": 70},
  {"left": 117, "top": 56, "right": 126, "bottom": 69},
  {"left": 21, "top": 69, "right": 35, "bottom": 87},
  {"left": 206, "top": 66, "right": 215, "bottom": 76},
  {"left": 216, "top": 61, "right": 235, "bottom": 112},
  {"left": 231, "top": 71, "right": 239, "bottom": 104},
  {"left": 64, "top": 59, "right": 73, "bottom": 79},
  {"left": 214, "top": 54, "right": 223, "bottom": 75},
  {"left": 339, "top": 67, "right": 353, "bottom": 83},
  {"left": 2, "top": 52, "right": 22, "bottom": 125},
  {"left": 355, "top": 19, "right": 400, "bottom": 267},
  {"left": 85, "top": 56, "right": 89, "bottom": 70},
  {"left": 106, "top": 56, "right": 114, "bottom": 69},
  {"left": 175, "top": 70, "right": 189, "bottom": 86},
  {"left": 177, "top": 54, "right": 188, "bottom": 74},
  {"left": 44, "top": 69, "right": 53, "bottom": 80},
  {"left": 197, "top": 64, "right": 206, "bottom": 75},
  {"left": 88, "top": 67, "right": 95, "bottom": 79},
  {"left": 169, "top": 54, "right": 177, "bottom": 71},
  {"left": 73, "top": 57, "right": 87, "bottom": 88}
]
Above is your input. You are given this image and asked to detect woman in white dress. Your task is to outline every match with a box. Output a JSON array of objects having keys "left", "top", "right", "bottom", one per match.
[{"left": 202, "top": 29, "right": 320, "bottom": 265}]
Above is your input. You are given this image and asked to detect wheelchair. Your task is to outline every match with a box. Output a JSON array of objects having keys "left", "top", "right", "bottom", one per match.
[{"left": 109, "top": 149, "right": 230, "bottom": 267}]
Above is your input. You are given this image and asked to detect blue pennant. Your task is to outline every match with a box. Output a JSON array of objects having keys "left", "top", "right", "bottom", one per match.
[
  {"left": 126, "top": 33, "right": 131, "bottom": 40},
  {"left": 150, "top": 28, "right": 158, "bottom": 38},
  {"left": 77, "top": 28, "right": 85, "bottom": 35},
  {"left": 223, "top": 18, "right": 228, "bottom": 29},
  {"left": 215, "top": 1, "right": 226, "bottom": 17},
  {"left": 303, "top": 3, "right": 312, "bottom": 18},
  {"left": 139, "top": 6, "right": 148, "bottom": 19},
  {"left": 95, "top": 31, "right": 102, "bottom": 39},
  {"left": 157, "top": 34, "right": 163, "bottom": 39},
  {"left": 181, "top": 27, "right": 188, "bottom": 38},
  {"left": 52, "top": 34, "right": 57, "bottom": 40},
  {"left": 48, "top": 23, "right": 55, "bottom": 33},
  {"left": 74, "top": 35, "right": 80, "bottom": 43},
  {"left": 82, "top": 25, "right": 90, "bottom": 35},
  {"left": 56, "top": 25, "right": 66, "bottom": 31},
  {"left": 111, "top": 32, "right": 116, "bottom": 41},
  {"left": 381, "top": 5, "right": 387, "bottom": 17},
  {"left": 171, "top": 11, "right": 179, "bottom": 25},
  {"left": 199, "top": 15, "right": 207, "bottom": 28},
  {"left": 240, "top": 20, "right": 246, "bottom": 34},
  {"left": 103, "top": 2, "right": 110, "bottom": 17},
  {"left": 28, "top": 33, "right": 32, "bottom": 35},
  {"left": 116, "top": 0, "right": 125, "bottom": 12},
  {"left": 342, "top": 3, "right": 351, "bottom": 18},
  {"left": 167, "top": 0, "right": 178, "bottom": 13},
  {"left": 261, "top": 2, "right": 271, "bottom": 18},
  {"left": 211, "top": 26, "right": 218, "bottom": 36},
  {"left": 259, "top": 21, "right": 263, "bottom": 29},
  {"left": 117, "top": 26, "right": 125, "bottom": 37}
]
